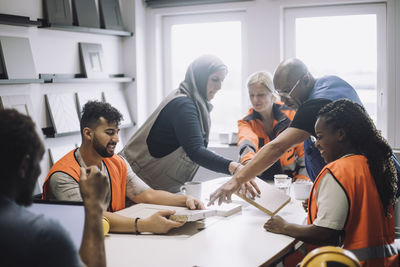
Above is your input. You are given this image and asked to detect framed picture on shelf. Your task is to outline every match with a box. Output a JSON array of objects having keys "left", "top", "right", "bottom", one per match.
[
  {"left": 43, "top": 0, "right": 73, "bottom": 25},
  {"left": 45, "top": 93, "right": 81, "bottom": 135},
  {"left": 0, "top": 51, "right": 6, "bottom": 79},
  {"left": 76, "top": 90, "right": 103, "bottom": 117},
  {"left": 0, "top": 36, "right": 37, "bottom": 79},
  {"left": 72, "top": 0, "right": 100, "bottom": 28},
  {"left": 0, "top": 95, "right": 34, "bottom": 117},
  {"left": 79, "top": 42, "right": 108, "bottom": 79},
  {"left": 102, "top": 90, "right": 133, "bottom": 127},
  {"left": 99, "top": 0, "right": 124, "bottom": 30},
  {"left": 49, "top": 144, "right": 77, "bottom": 166}
]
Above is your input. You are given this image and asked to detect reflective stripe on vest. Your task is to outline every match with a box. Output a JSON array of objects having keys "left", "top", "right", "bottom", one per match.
[
  {"left": 239, "top": 139, "right": 257, "bottom": 155},
  {"left": 238, "top": 103, "right": 305, "bottom": 173},
  {"left": 350, "top": 243, "right": 398, "bottom": 262}
]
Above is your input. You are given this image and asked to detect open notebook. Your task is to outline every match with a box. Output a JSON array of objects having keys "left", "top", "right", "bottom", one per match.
[
  {"left": 117, "top": 203, "right": 242, "bottom": 223},
  {"left": 236, "top": 177, "right": 291, "bottom": 216},
  {"left": 26, "top": 200, "right": 85, "bottom": 250}
]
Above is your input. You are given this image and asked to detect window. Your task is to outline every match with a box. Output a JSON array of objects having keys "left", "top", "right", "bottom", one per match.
[
  {"left": 284, "top": 3, "right": 386, "bottom": 134},
  {"left": 163, "top": 11, "right": 246, "bottom": 138}
]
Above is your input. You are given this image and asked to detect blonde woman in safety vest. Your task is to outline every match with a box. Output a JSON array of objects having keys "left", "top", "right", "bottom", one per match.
[{"left": 238, "top": 71, "right": 308, "bottom": 181}]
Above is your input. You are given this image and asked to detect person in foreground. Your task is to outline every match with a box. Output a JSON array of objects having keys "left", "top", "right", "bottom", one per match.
[
  {"left": 208, "top": 58, "right": 363, "bottom": 205},
  {"left": 120, "top": 55, "right": 258, "bottom": 195},
  {"left": 0, "top": 109, "right": 107, "bottom": 267},
  {"left": 264, "top": 99, "right": 398, "bottom": 267},
  {"left": 238, "top": 71, "right": 308, "bottom": 181},
  {"left": 43, "top": 101, "right": 204, "bottom": 234}
]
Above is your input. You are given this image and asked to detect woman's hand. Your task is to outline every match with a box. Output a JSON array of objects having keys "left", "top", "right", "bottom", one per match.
[
  {"left": 264, "top": 215, "right": 288, "bottom": 235},
  {"left": 228, "top": 161, "right": 242, "bottom": 175},
  {"left": 185, "top": 196, "right": 205, "bottom": 210},
  {"left": 138, "top": 210, "right": 184, "bottom": 234}
]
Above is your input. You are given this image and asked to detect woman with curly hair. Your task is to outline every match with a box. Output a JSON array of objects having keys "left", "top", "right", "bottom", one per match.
[{"left": 264, "top": 99, "right": 398, "bottom": 267}]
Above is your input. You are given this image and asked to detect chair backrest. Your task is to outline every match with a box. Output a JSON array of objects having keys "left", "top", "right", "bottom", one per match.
[{"left": 26, "top": 199, "right": 85, "bottom": 250}]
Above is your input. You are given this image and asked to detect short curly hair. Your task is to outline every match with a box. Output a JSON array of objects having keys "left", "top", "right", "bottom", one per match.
[
  {"left": 0, "top": 109, "right": 43, "bottom": 178},
  {"left": 80, "top": 101, "right": 123, "bottom": 134}
]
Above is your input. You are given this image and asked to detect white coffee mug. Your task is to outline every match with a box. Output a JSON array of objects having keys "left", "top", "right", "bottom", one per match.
[
  {"left": 180, "top": 181, "right": 202, "bottom": 199},
  {"left": 292, "top": 180, "right": 313, "bottom": 200}
]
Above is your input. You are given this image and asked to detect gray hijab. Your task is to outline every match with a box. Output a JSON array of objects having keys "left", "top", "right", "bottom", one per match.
[{"left": 178, "top": 55, "right": 227, "bottom": 144}]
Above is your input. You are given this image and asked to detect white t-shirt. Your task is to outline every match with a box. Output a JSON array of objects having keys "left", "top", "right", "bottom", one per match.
[
  {"left": 48, "top": 149, "right": 150, "bottom": 210},
  {"left": 312, "top": 172, "right": 349, "bottom": 230}
]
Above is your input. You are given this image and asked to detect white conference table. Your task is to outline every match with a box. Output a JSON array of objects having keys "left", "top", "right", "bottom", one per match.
[{"left": 105, "top": 177, "right": 306, "bottom": 267}]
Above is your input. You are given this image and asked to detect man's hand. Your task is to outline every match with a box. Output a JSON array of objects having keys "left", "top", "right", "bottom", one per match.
[
  {"left": 185, "top": 196, "right": 205, "bottom": 210},
  {"left": 79, "top": 166, "right": 107, "bottom": 204},
  {"left": 264, "top": 215, "right": 288, "bottom": 235},
  {"left": 207, "top": 177, "right": 241, "bottom": 206},
  {"left": 238, "top": 179, "right": 261, "bottom": 199},
  {"left": 138, "top": 210, "right": 185, "bottom": 234},
  {"left": 78, "top": 166, "right": 108, "bottom": 267}
]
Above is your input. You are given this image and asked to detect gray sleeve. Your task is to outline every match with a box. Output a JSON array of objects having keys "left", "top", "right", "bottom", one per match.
[
  {"left": 48, "top": 172, "right": 83, "bottom": 202},
  {"left": 124, "top": 158, "right": 150, "bottom": 200}
]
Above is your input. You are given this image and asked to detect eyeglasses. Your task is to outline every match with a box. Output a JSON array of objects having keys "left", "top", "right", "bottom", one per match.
[
  {"left": 275, "top": 72, "right": 307, "bottom": 99},
  {"left": 276, "top": 77, "right": 301, "bottom": 99}
]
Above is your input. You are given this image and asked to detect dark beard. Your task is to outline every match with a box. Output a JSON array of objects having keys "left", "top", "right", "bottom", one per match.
[{"left": 93, "top": 134, "right": 114, "bottom": 158}]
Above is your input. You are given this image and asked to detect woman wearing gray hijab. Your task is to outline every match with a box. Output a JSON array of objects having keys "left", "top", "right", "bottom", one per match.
[{"left": 121, "top": 55, "right": 243, "bottom": 193}]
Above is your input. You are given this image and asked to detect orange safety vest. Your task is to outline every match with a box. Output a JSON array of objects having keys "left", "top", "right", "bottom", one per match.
[
  {"left": 238, "top": 102, "right": 307, "bottom": 180},
  {"left": 43, "top": 149, "right": 127, "bottom": 212},
  {"left": 308, "top": 155, "right": 398, "bottom": 267}
]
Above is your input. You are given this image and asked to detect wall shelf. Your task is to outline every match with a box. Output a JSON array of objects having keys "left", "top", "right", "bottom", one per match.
[
  {"left": 0, "top": 14, "right": 133, "bottom": 37},
  {"left": 0, "top": 78, "right": 44, "bottom": 84},
  {"left": 38, "top": 21, "right": 133, "bottom": 37},
  {"left": 42, "top": 127, "right": 80, "bottom": 138},
  {"left": 40, "top": 74, "right": 134, "bottom": 83},
  {"left": 0, "top": 13, "right": 41, "bottom": 27},
  {"left": 0, "top": 76, "right": 134, "bottom": 85}
]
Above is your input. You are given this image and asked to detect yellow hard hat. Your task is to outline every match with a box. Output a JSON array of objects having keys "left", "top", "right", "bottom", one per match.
[
  {"left": 300, "top": 246, "right": 361, "bottom": 267},
  {"left": 102, "top": 217, "right": 110, "bottom": 235}
]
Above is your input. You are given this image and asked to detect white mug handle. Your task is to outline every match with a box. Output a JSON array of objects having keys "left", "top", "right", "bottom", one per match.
[{"left": 180, "top": 185, "right": 186, "bottom": 194}]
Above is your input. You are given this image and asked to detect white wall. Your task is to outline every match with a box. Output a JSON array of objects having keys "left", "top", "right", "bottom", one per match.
[{"left": 0, "top": 0, "right": 137, "bottom": 191}]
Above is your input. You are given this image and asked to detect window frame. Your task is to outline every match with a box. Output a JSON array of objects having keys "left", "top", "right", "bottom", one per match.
[
  {"left": 162, "top": 11, "right": 247, "bottom": 95},
  {"left": 283, "top": 3, "right": 392, "bottom": 141},
  {"left": 161, "top": 10, "right": 248, "bottom": 136}
]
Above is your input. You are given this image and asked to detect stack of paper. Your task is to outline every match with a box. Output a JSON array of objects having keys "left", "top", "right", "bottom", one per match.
[
  {"left": 212, "top": 203, "right": 242, "bottom": 217},
  {"left": 117, "top": 203, "right": 242, "bottom": 223},
  {"left": 169, "top": 209, "right": 215, "bottom": 223}
]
